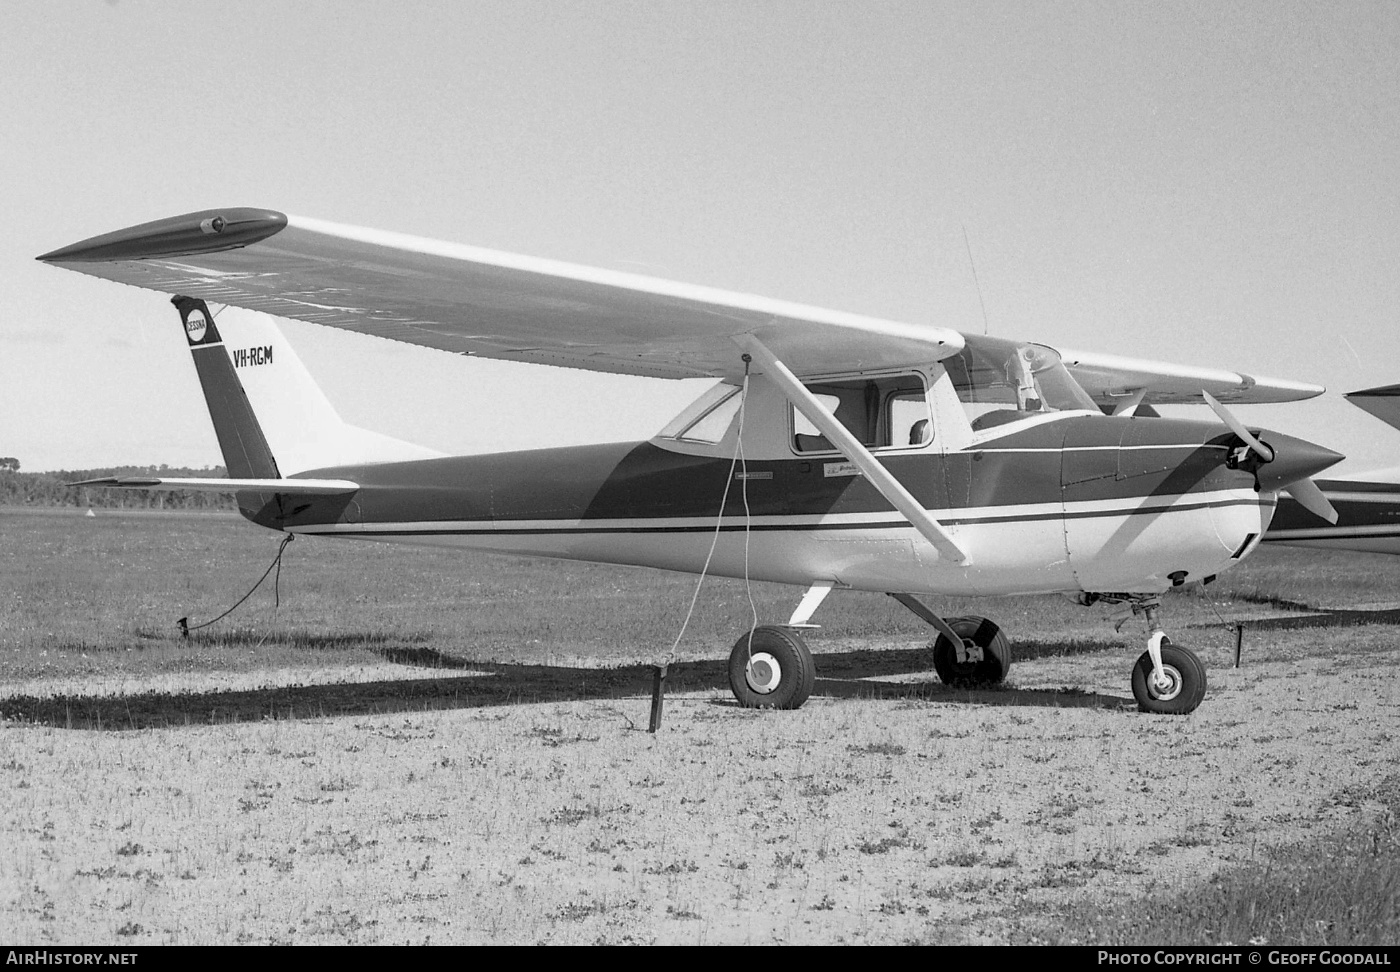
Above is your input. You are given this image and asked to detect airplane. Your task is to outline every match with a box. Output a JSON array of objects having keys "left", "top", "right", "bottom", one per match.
[
  {"left": 38, "top": 208, "right": 1346, "bottom": 716},
  {"left": 1266, "top": 384, "right": 1400, "bottom": 555}
]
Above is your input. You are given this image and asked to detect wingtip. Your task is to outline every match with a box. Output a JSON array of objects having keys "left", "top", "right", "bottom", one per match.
[
  {"left": 64, "top": 477, "right": 138, "bottom": 488},
  {"left": 37, "top": 208, "right": 288, "bottom": 263}
]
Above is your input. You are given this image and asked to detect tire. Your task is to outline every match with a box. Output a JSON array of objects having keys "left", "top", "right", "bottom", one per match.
[
  {"left": 932, "top": 616, "right": 1011, "bottom": 687},
  {"left": 1131, "top": 639, "right": 1207, "bottom": 714},
  {"left": 728, "top": 625, "right": 816, "bottom": 710}
]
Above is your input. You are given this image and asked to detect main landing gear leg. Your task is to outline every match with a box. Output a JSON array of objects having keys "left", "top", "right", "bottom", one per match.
[
  {"left": 887, "top": 593, "right": 1011, "bottom": 688},
  {"left": 1116, "top": 597, "right": 1208, "bottom": 715}
]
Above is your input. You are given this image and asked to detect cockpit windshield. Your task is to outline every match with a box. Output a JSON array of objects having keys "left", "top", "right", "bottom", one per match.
[{"left": 944, "top": 335, "right": 1097, "bottom": 431}]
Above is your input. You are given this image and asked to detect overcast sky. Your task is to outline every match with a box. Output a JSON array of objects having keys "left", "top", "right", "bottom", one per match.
[{"left": 3, "top": 1, "right": 1397, "bottom": 474}]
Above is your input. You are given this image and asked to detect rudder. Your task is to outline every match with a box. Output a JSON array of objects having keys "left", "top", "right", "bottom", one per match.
[{"left": 174, "top": 296, "right": 281, "bottom": 479}]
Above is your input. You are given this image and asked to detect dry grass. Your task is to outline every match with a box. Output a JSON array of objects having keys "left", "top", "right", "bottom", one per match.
[
  {"left": 1020, "top": 779, "right": 1400, "bottom": 946},
  {"left": 2, "top": 508, "right": 1399, "bottom": 944}
]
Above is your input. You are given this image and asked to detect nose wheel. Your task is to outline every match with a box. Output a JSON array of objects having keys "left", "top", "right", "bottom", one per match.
[
  {"left": 1131, "top": 637, "right": 1207, "bottom": 714},
  {"left": 1103, "top": 597, "right": 1207, "bottom": 714},
  {"left": 1076, "top": 594, "right": 1211, "bottom": 714}
]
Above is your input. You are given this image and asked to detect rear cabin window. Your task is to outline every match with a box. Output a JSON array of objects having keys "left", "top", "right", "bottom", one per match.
[
  {"left": 659, "top": 384, "right": 742, "bottom": 444},
  {"left": 791, "top": 375, "right": 930, "bottom": 453},
  {"left": 679, "top": 389, "right": 741, "bottom": 442}
]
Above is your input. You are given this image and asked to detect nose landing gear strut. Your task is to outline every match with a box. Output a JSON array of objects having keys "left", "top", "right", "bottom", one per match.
[{"left": 1107, "top": 596, "right": 1208, "bottom": 714}]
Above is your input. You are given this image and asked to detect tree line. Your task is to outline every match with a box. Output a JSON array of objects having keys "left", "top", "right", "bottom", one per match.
[{"left": 0, "top": 466, "right": 236, "bottom": 511}]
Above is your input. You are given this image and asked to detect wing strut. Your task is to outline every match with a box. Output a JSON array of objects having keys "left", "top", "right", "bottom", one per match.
[{"left": 733, "top": 334, "right": 971, "bottom": 566}]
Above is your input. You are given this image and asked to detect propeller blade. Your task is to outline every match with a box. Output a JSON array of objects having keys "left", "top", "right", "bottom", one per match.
[
  {"left": 1284, "top": 477, "right": 1339, "bottom": 524},
  {"left": 1202, "top": 390, "right": 1275, "bottom": 462}
]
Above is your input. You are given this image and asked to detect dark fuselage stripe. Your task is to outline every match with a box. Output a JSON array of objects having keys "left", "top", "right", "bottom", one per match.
[
  {"left": 256, "top": 417, "right": 1258, "bottom": 534},
  {"left": 300, "top": 495, "right": 1267, "bottom": 538}
]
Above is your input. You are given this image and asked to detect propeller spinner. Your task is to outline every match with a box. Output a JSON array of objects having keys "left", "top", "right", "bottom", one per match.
[{"left": 1202, "top": 390, "right": 1341, "bottom": 524}]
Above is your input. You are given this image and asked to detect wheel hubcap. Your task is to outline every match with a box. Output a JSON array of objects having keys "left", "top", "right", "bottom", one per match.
[
  {"left": 1150, "top": 664, "right": 1183, "bottom": 701},
  {"left": 745, "top": 652, "right": 782, "bottom": 694}
]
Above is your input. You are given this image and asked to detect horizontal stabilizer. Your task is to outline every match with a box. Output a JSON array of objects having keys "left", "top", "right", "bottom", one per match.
[
  {"left": 68, "top": 477, "right": 359, "bottom": 494},
  {"left": 1345, "top": 384, "right": 1400, "bottom": 433}
]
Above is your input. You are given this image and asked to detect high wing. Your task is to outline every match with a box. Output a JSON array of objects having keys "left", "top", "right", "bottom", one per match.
[
  {"left": 37, "top": 208, "right": 966, "bottom": 381},
  {"left": 1054, "top": 348, "right": 1323, "bottom": 407},
  {"left": 38, "top": 207, "right": 1324, "bottom": 400}
]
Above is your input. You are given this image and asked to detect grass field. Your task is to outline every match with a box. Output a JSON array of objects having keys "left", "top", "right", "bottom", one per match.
[{"left": 2, "top": 508, "right": 1398, "bottom": 944}]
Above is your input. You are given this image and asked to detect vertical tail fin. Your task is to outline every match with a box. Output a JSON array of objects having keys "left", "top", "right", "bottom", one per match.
[
  {"left": 175, "top": 297, "right": 281, "bottom": 479},
  {"left": 173, "top": 296, "right": 443, "bottom": 476}
]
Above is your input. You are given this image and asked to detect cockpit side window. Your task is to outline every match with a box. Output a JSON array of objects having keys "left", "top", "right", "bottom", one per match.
[{"left": 791, "top": 374, "right": 931, "bottom": 453}]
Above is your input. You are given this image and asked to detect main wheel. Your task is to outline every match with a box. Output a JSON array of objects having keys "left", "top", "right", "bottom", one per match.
[
  {"left": 932, "top": 616, "right": 1011, "bottom": 687},
  {"left": 1131, "top": 640, "right": 1207, "bottom": 714},
  {"left": 728, "top": 625, "right": 816, "bottom": 710}
]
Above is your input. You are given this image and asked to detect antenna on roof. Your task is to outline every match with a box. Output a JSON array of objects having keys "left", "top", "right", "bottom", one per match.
[{"left": 962, "top": 224, "right": 991, "bottom": 336}]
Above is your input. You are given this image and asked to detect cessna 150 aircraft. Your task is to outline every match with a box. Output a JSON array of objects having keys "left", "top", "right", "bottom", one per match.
[{"left": 39, "top": 209, "right": 1346, "bottom": 716}]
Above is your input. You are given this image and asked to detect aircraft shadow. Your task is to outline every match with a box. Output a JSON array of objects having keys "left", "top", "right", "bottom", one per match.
[
  {"left": 0, "top": 638, "right": 1126, "bottom": 731},
  {"left": 1228, "top": 605, "right": 1400, "bottom": 631}
]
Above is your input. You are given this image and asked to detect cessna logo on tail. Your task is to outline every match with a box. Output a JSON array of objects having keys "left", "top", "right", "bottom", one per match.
[
  {"left": 232, "top": 346, "right": 274, "bottom": 368},
  {"left": 184, "top": 309, "right": 208, "bottom": 344}
]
